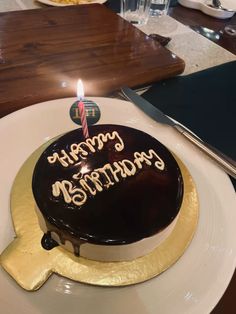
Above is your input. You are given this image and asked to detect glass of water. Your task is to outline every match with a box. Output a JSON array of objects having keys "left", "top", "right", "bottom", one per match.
[
  {"left": 120, "top": 0, "right": 152, "bottom": 25},
  {"left": 150, "top": 0, "right": 170, "bottom": 17}
]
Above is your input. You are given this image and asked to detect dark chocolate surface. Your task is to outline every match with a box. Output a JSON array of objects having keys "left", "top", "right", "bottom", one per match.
[
  {"left": 32, "top": 125, "right": 183, "bottom": 245},
  {"left": 41, "top": 232, "right": 58, "bottom": 250}
]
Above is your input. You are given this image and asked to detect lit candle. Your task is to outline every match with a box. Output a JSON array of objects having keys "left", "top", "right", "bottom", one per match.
[{"left": 77, "top": 79, "right": 89, "bottom": 139}]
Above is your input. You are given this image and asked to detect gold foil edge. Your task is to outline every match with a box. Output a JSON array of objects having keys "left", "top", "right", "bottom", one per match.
[{"left": 0, "top": 144, "right": 199, "bottom": 290}]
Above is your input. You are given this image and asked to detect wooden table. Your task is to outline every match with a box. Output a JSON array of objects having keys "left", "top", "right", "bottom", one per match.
[{"left": 0, "top": 4, "right": 185, "bottom": 118}]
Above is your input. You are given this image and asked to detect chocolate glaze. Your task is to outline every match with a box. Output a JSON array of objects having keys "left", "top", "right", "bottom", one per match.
[
  {"left": 32, "top": 125, "right": 184, "bottom": 249},
  {"left": 41, "top": 232, "right": 58, "bottom": 250}
]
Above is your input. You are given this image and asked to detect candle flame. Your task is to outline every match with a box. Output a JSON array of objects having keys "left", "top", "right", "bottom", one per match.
[{"left": 77, "top": 79, "right": 84, "bottom": 100}]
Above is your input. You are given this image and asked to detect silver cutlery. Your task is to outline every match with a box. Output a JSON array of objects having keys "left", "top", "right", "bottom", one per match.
[
  {"left": 212, "top": 0, "right": 234, "bottom": 12},
  {"left": 121, "top": 86, "right": 236, "bottom": 179}
]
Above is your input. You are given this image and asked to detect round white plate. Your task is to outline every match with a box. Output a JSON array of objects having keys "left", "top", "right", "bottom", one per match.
[
  {"left": 220, "top": 0, "right": 236, "bottom": 10},
  {"left": 178, "top": 0, "right": 235, "bottom": 19},
  {"left": 37, "top": 0, "right": 107, "bottom": 7},
  {"left": 0, "top": 97, "right": 235, "bottom": 314}
]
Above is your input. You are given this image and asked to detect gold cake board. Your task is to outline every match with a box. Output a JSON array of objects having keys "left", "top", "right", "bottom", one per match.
[{"left": 0, "top": 143, "right": 199, "bottom": 291}]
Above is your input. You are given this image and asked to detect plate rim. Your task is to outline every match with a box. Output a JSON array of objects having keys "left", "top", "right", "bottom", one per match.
[{"left": 0, "top": 97, "right": 236, "bottom": 314}]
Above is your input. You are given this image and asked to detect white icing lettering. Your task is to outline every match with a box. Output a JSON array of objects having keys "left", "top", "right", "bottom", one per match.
[
  {"left": 79, "top": 179, "right": 97, "bottom": 196},
  {"left": 134, "top": 149, "right": 165, "bottom": 171},
  {"left": 84, "top": 173, "right": 103, "bottom": 192},
  {"left": 48, "top": 150, "right": 74, "bottom": 167},
  {"left": 118, "top": 159, "right": 136, "bottom": 176},
  {"left": 52, "top": 180, "right": 87, "bottom": 206},
  {"left": 51, "top": 149, "right": 165, "bottom": 207},
  {"left": 47, "top": 131, "right": 124, "bottom": 167},
  {"left": 95, "top": 167, "right": 115, "bottom": 189}
]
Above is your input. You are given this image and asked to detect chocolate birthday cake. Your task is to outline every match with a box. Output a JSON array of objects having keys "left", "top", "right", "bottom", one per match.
[{"left": 32, "top": 124, "right": 184, "bottom": 262}]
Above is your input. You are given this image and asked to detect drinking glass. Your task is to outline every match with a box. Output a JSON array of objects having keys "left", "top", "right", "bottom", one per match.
[
  {"left": 150, "top": 0, "right": 170, "bottom": 17},
  {"left": 120, "top": 0, "right": 151, "bottom": 25}
]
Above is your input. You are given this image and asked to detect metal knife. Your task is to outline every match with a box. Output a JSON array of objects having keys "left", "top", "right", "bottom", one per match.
[{"left": 121, "top": 86, "right": 236, "bottom": 179}]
